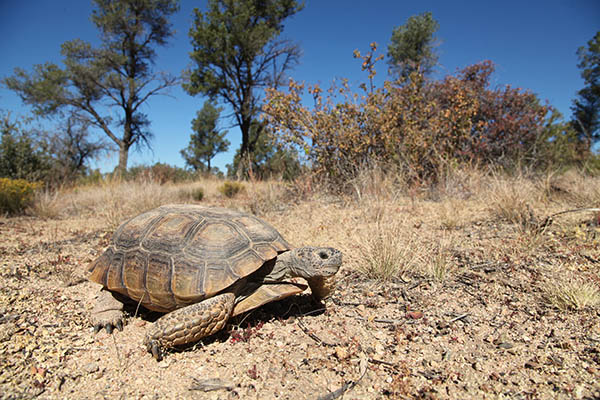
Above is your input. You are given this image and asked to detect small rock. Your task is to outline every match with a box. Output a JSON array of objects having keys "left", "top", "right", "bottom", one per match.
[
  {"left": 84, "top": 362, "right": 99, "bottom": 374},
  {"left": 524, "top": 359, "right": 541, "bottom": 370},
  {"left": 334, "top": 346, "right": 348, "bottom": 360}
]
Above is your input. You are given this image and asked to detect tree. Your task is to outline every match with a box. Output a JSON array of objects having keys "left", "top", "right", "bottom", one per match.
[
  {"left": 387, "top": 12, "right": 440, "bottom": 79},
  {"left": 0, "top": 111, "right": 107, "bottom": 184},
  {"left": 185, "top": 0, "right": 303, "bottom": 172},
  {"left": 226, "top": 121, "right": 301, "bottom": 180},
  {"left": 3, "top": 0, "right": 180, "bottom": 173},
  {"left": 0, "top": 112, "right": 49, "bottom": 181},
  {"left": 571, "top": 31, "right": 600, "bottom": 150},
  {"left": 43, "top": 114, "right": 110, "bottom": 182},
  {"left": 180, "top": 101, "right": 230, "bottom": 172}
]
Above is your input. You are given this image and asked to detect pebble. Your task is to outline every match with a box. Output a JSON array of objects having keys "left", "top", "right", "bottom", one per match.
[{"left": 84, "top": 362, "right": 99, "bottom": 374}]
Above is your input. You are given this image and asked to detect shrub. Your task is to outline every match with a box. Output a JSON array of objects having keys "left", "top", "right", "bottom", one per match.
[
  {"left": 190, "top": 187, "right": 204, "bottom": 201},
  {"left": 219, "top": 181, "right": 244, "bottom": 198},
  {"left": 124, "top": 162, "right": 194, "bottom": 184},
  {"left": 263, "top": 44, "right": 555, "bottom": 186},
  {"left": 0, "top": 178, "right": 41, "bottom": 215}
]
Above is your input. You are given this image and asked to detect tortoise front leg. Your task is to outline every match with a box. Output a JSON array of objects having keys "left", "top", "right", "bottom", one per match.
[
  {"left": 91, "top": 289, "right": 125, "bottom": 333},
  {"left": 144, "top": 293, "right": 235, "bottom": 360}
]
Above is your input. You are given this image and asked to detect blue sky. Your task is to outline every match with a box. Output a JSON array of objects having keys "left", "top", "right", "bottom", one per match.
[{"left": 1, "top": 1, "right": 599, "bottom": 173}]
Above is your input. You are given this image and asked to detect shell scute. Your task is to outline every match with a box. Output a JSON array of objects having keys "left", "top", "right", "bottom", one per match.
[{"left": 142, "top": 213, "right": 199, "bottom": 254}]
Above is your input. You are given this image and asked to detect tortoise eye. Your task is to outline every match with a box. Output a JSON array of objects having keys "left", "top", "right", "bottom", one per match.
[{"left": 318, "top": 251, "right": 329, "bottom": 259}]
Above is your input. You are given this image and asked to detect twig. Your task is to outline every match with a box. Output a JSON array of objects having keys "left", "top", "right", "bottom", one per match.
[
  {"left": 462, "top": 287, "right": 487, "bottom": 306},
  {"left": 536, "top": 207, "right": 600, "bottom": 232},
  {"left": 449, "top": 313, "right": 470, "bottom": 324},
  {"left": 316, "top": 355, "right": 368, "bottom": 400},
  {"left": 190, "top": 378, "right": 235, "bottom": 392},
  {"left": 352, "top": 315, "right": 406, "bottom": 326},
  {"left": 297, "top": 318, "right": 336, "bottom": 347},
  {"left": 368, "top": 357, "right": 397, "bottom": 367},
  {"left": 548, "top": 207, "right": 600, "bottom": 218}
]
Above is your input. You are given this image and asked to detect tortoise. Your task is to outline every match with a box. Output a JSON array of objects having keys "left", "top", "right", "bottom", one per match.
[{"left": 88, "top": 204, "right": 342, "bottom": 360}]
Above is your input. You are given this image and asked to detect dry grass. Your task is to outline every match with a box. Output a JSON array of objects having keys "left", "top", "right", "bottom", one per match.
[
  {"left": 542, "top": 169, "right": 600, "bottom": 207},
  {"left": 542, "top": 271, "right": 600, "bottom": 311},
  {"left": 357, "top": 223, "right": 421, "bottom": 281},
  {"left": 484, "top": 175, "right": 541, "bottom": 230},
  {"left": 4, "top": 167, "right": 600, "bottom": 399},
  {"left": 424, "top": 239, "right": 455, "bottom": 283},
  {"left": 28, "top": 189, "right": 62, "bottom": 219}
]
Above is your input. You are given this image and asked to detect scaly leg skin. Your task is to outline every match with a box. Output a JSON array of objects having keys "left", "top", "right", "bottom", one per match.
[
  {"left": 91, "top": 289, "right": 125, "bottom": 334},
  {"left": 144, "top": 293, "right": 235, "bottom": 361}
]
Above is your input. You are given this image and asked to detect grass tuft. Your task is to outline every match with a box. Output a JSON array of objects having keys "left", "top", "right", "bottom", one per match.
[
  {"left": 357, "top": 224, "right": 420, "bottom": 282},
  {"left": 543, "top": 274, "right": 600, "bottom": 311},
  {"left": 219, "top": 181, "right": 245, "bottom": 198},
  {"left": 29, "top": 189, "right": 62, "bottom": 219}
]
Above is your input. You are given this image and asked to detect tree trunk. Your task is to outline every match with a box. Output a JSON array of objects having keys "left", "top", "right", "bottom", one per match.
[{"left": 116, "top": 142, "right": 129, "bottom": 175}]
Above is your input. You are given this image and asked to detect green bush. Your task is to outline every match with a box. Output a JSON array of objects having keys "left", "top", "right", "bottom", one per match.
[
  {"left": 0, "top": 178, "right": 41, "bottom": 215},
  {"left": 191, "top": 187, "right": 204, "bottom": 201},
  {"left": 219, "top": 181, "right": 244, "bottom": 198}
]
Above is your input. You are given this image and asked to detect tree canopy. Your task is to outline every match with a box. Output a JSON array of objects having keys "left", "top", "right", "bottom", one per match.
[
  {"left": 3, "top": 0, "right": 180, "bottom": 173},
  {"left": 387, "top": 12, "right": 440, "bottom": 79},
  {"left": 184, "top": 0, "right": 303, "bottom": 173},
  {"left": 180, "top": 100, "right": 230, "bottom": 172},
  {"left": 571, "top": 31, "right": 600, "bottom": 150}
]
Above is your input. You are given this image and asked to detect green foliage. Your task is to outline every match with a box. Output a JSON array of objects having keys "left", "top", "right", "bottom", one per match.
[
  {"left": 0, "top": 113, "right": 51, "bottom": 182},
  {"left": 536, "top": 110, "right": 586, "bottom": 168},
  {"left": 180, "top": 100, "right": 229, "bottom": 172},
  {"left": 219, "top": 181, "right": 244, "bottom": 198},
  {"left": 190, "top": 187, "right": 204, "bottom": 201},
  {"left": 387, "top": 12, "right": 440, "bottom": 79},
  {"left": 185, "top": 0, "right": 303, "bottom": 168},
  {"left": 571, "top": 31, "right": 600, "bottom": 150},
  {"left": 227, "top": 121, "right": 301, "bottom": 180},
  {"left": 0, "top": 112, "right": 106, "bottom": 186},
  {"left": 0, "top": 132, "right": 49, "bottom": 182},
  {"left": 124, "top": 162, "right": 193, "bottom": 184},
  {"left": 3, "top": 0, "right": 180, "bottom": 173},
  {"left": 0, "top": 178, "right": 41, "bottom": 215}
]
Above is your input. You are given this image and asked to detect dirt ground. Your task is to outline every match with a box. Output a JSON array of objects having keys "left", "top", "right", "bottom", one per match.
[{"left": 1, "top": 178, "right": 599, "bottom": 399}]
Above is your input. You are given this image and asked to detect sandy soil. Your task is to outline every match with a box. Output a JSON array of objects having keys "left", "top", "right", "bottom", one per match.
[{"left": 1, "top": 187, "right": 599, "bottom": 399}]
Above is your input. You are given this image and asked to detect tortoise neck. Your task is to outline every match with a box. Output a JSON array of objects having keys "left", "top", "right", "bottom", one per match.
[
  {"left": 268, "top": 251, "right": 296, "bottom": 281},
  {"left": 306, "top": 276, "right": 335, "bottom": 301}
]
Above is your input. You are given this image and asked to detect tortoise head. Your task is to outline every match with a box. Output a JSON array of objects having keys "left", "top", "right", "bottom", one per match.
[{"left": 287, "top": 247, "right": 342, "bottom": 300}]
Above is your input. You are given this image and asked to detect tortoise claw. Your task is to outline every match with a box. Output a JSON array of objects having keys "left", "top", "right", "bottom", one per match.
[
  {"left": 146, "top": 340, "right": 162, "bottom": 361},
  {"left": 115, "top": 320, "right": 123, "bottom": 331},
  {"left": 105, "top": 324, "right": 113, "bottom": 334},
  {"left": 148, "top": 340, "right": 163, "bottom": 361},
  {"left": 94, "top": 324, "right": 102, "bottom": 333}
]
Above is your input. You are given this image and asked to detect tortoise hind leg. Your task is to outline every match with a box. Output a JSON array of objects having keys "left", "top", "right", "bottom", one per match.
[{"left": 144, "top": 293, "right": 235, "bottom": 360}]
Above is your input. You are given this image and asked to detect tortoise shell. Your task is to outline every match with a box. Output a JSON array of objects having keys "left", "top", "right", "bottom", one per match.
[{"left": 88, "top": 204, "right": 291, "bottom": 312}]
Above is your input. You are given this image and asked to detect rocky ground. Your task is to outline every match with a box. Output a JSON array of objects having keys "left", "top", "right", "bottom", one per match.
[{"left": 0, "top": 177, "right": 599, "bottom": 399}]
